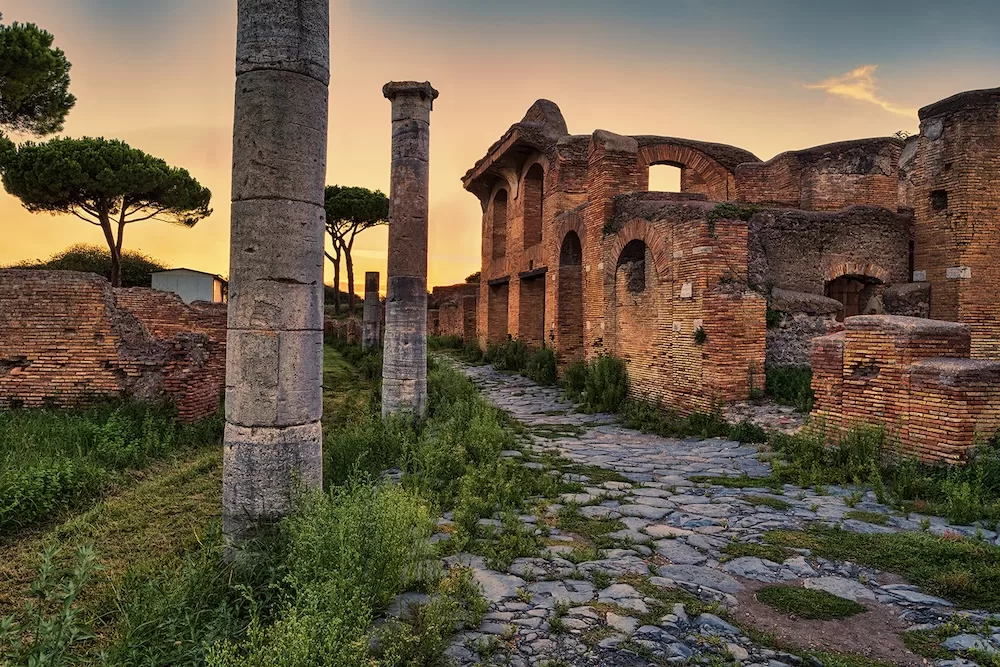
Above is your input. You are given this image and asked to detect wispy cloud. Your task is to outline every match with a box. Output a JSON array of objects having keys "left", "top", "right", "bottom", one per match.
[{"left": 807, "top": 65, "right": 916, "bottom": 117}]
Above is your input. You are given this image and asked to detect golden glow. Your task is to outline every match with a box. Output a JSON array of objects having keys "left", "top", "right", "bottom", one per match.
[{"left": 2, "top": 1, "right": 992, "bottom": 293}]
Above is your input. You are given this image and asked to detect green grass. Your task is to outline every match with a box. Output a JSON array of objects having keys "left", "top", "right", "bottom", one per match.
[
  {"left": 764, "top": 526, "right": 1000, "bottom": 611},
  {"left": 742, "top": 495, "right": 792, "bottom": 511},
  {"left": 0, "top": 401, "right": 222, "bottom": 533},
  {"left": 843, "top": 510, "right": 890, "bottom": 525},
  {"left": 765, "top": 365, "right": 814, "bottom": 413},
  {"left": 768, "top": 423, "right": 1000, "bottom": 526},
  {"left": 756, "top": 585, "right": 866, "bottom": 619},
  {"left": 555, "top": 504, "right": 625, "bottom": 549},
  {"left": 721, "top": 541, "right": 791, "bottom": 563}
]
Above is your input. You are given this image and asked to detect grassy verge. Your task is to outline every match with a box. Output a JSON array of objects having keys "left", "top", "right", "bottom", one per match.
[
  {"left": 2, "top": 344, "right": 547, "bottom": 664},
  {"left": 768, "top": 423, "right": 1000, "bottom": 526},
  {"left": 764, "top": 526, "right": 1000, "bottom": 611},
  {"left": 0, "top": 400, "right": 222, "bottom": 533}
]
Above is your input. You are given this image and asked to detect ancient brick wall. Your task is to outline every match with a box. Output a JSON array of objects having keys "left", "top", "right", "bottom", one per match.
[
  {"left": 0, "top": 271, "right": 224, "bottom": 421},
  {"left": 912, "top": 88, "right": 1000, "bottom": 359},
  {"left": 811, "top": 315, "right": 1000, "bottom": 462},
  {"left": 601, "top": 201, "right": 766, "bottom": 412},
  {"left": 748, "top": 206, "right": 912, "bottom": 297},
  {"left": 736, "top": 138, "right": 902, "bottom": 211}
]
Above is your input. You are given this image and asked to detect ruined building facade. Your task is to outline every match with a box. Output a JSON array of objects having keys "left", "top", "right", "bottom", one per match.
[{"left": 463, "top": 88, "right": 1000, "bottom": 462}]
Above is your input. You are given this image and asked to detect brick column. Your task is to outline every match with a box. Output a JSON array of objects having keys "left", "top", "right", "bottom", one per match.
[
  {"left": 362, "top": 271, "right": 381, "bottom": 350},
  {"left": 582, "top": 130, "right": 643, "bottom": 357},
  {"left": 381, "top": 81, "right": 438, "bottom": 418}
]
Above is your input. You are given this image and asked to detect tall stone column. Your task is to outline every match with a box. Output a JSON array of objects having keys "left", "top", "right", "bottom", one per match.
[
  {"left": 381, "top": 81, "right": 438, "bottom": 418},
  {"left": 223, "top": 0, "right": 329, "bottom": 548},
  {"left": 362, "top": 271, "right": 381, "bottom": 350}
]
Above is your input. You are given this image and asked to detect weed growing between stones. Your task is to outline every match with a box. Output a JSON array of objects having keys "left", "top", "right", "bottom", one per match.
[
  {"left": 769, "top": 423, "right": 1000, "bottom": 526},
  {"left": 764, "top": 365, "right": 814, "bottom": 413},
  {"left": 756, "top": 585, "right": 867, "bottom": 620},
  {"left": 764, "top": 526, "right": 1000, "bottom": 611}
]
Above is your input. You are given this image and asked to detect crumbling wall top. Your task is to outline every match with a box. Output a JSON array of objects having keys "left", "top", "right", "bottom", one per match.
[{"left": 919, "top": 87, "right": 1000, "bottom": 120}]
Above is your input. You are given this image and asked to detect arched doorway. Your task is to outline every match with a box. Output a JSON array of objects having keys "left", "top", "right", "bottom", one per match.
[
  {"left": 557, "top": 231, "right": 584, "bottom": 362},
  {"left": 491, "top": 190, "right": 507, "bottom": 260},
  {"left": 826, "top": 275, "right": 883, "bottom": 321},
  {"left": 613, "top": 239, "right": 658, "bottom": 363},
  {"left": 523, "top": 164, "right": 544, "bottom": 249}
]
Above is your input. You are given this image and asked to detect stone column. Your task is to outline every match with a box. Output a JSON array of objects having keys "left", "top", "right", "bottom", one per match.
[
  {"left": 362, "top": 271, "right": 381, "bottom": 350},
  {"left": 223, "top": 0, "right": 329, "bottom": 548},
  {"left": 381, "top": 81, "right": 438, "bottom": 418}
]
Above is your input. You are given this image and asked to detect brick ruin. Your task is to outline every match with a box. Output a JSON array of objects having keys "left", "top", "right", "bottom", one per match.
[
  {"left": 463, "top": 88, "right": 1000, "bottom": 461},
  {"left": 0, "top": 270, "right": 226, "bottom": 422},
  {"left": 427, "top": 283, "right": 479, "bottom": 341}
]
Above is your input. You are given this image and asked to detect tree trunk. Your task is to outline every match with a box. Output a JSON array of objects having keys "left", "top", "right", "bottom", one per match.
[
  {"left": 345, "top": 244, "right": 356, "bottom": 316},
  {"left": 97, "top": 212, "right": 122, "bottom": 287},
  {"left": 109, "top": 247, "right": 122, "bottom": 287},
  {"left": 326, "top": 249, "right": 341, "bottom": 315},
  {"left": 224, "top": 0, "right": 330, "bottom": 555}
]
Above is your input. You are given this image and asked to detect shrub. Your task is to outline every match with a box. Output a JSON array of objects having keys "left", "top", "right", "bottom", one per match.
[
  {"left": 526, "top": 347, "right": 557, "bottom": 386},
  {"left": 561, "top": 361, "right": 588, "bottom": 401},
  {"left": 765, "top": 365, "right": 814, "bottom": 412},
  {"left": 428, "top": 335, "right": 463, "bottom": 351},
  {"left": 582, "top": 355, "right": 628, "bottom": 413},
  {"left": 207, "top": 482, "right": 435, "bottom": 667},
  {"left": 9, "top": 243, "right": 167, "bottom": 288},
  {"left": 487, "top": 339, "right": 530, "bottom": 373}
]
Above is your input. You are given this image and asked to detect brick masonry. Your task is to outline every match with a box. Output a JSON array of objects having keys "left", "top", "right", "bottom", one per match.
[
  {"left": 811, "top": 316, "right": 1000, "bottom": 462},
  {"left": 0, "top": 270, "right": 226, "bottom": 422},
  {"left": 427, "top": 283, "right": 479, "bottom": 341},
  {"left": 462, "top": 89, "right": 1000, "bottom": 458}
]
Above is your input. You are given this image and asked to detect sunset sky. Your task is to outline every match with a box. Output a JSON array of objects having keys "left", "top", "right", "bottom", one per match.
[{"left": 2, "top": 0, "right": 999, "bottom": 292}]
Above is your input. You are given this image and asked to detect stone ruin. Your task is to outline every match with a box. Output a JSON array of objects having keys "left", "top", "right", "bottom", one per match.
[
  {"left": 381, "top": 81, "right": 438, "bottom": 418},
  {"left": 464, "top": 87, "right": 1000, "bottom": 462},
  {"left": 0, "top": 270, "right": 226, "bottom": 422},
  {"left": 427, "top": 282, "right": 479, "bottom": 342}
]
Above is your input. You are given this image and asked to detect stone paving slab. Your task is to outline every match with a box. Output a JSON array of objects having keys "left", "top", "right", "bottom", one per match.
[{"left": 417, "top": 362, "right": 1000, "bottom": 667}]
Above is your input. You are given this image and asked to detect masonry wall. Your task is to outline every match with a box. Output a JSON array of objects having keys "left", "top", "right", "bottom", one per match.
[
  {"left": 811, "top": 315, "right": 1000, "bottom": 462},
  {"left": 912, "top": 88, "right": 1000, "bottom": 359},
  {"left": 0, "top": 271, "right": 225, "bottom": 421},
  {"left": 735, "top": 139, "right": 902, "bottom": 211},
  {"left": 748, "top": 206, "right": 912, "bottom": 296},
  {"left": 602, "top": 201, "right": 767, "bottom": 412}
]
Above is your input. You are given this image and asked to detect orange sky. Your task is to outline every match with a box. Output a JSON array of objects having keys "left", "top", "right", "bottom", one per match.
[{"left": 2, "top": 1, "right": 998, "bottom": 293}]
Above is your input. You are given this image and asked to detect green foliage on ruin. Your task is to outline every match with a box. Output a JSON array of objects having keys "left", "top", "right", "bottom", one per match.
[
  {"left": 7, "top": 243, "right": 168, "bottom": 287},
  {"left": 764, "top": 364, "right": 814, "bottom": 413},
  {"left": 465, "top": 271, "right": 481, "bottom": 284},
  {"left": 706, "top": 202, "right": 764, "bottom": 237},
  {"left": 0, "top": 13, "right": 75, "bottom": 136}
]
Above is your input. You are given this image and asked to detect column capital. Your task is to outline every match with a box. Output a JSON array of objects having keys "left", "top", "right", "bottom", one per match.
[{"left": 383, "top": 81, "right": 439, "bottom": 107}]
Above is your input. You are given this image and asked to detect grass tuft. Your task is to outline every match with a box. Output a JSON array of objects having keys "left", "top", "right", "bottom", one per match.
[{"left": 756, "top": 585, "right": 867, "bottom": 619}]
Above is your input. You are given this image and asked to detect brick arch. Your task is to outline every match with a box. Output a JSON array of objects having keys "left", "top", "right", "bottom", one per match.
[
  {"left": 518, "top": 153, "right": 551, "bottom": 192},
  {"left": 638, "top": 143, "right": 733, "bottom": 201},
  {"left": 605, "top": 218, "right": 671, "bottom": 284},
  {"left": 824, "top": 260, "right": 891, "bottom": 284},
  {"left": 554, "top": 211, "right": 585, "bottom": 255}
]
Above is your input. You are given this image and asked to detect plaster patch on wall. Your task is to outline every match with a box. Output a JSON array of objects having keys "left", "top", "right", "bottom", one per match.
[
  {"left": 946, "top": 266, "right": 972, "bottom": 280},
  {"left": 680, "top": 282, "right": 693, "bottom": 299}
]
